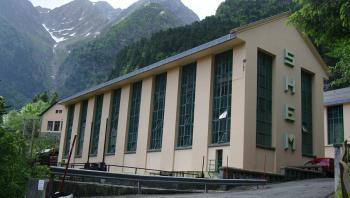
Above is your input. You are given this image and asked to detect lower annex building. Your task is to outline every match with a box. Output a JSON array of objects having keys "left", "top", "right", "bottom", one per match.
[
  {"left": 324, "top": 87, "right": 350, "bottom": 158},
  {"left": 58, "top": 13, "right": 328, "bottom": 174},
  {"left": 40, "top": 103, "right": 65, "bottom": 134}
]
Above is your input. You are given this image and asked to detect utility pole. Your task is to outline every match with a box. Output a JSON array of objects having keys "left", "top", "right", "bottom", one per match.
[{"left": 29, "top": 119, "right": 36, "bottom": 158}]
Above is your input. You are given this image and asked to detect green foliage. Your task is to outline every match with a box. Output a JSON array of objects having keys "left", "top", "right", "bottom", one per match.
[
  {"left": 30, "top": 164, "right": 50, "bottom": 179},
  {"left": 290, "top": 0, "right": 350, "bottom": 88},
  {"left": 32, "top": 91, "right": 58, "bottom": 105},
  {"left": 0, "top": 95, "right": 54, "bottom": 197},
  {"left": 4, "top": 98, "right": 50, "bottom": 133},
  {"left": 21, "top": 100, "right": 50, "bottom": 117},
  {"left": 290, "top": 0, "right": 350, "bottom": 45},
  {"left": 0, "top": 127, "right": 29, "bottom": 197},
  {"left": 3, "top": 111, "right": 24, "bottom": 133},
  {"left": 33, "top": 135, "right": 57, "bottom": 154},
  {"left": 0, "top": 96, "right": 9, "bottom": 124},
  {"left": 329, "top": 40, "right": 350, "bottom": 88},
  {"left": 110, "top": 0, "right": 291, "bottom": 77}
]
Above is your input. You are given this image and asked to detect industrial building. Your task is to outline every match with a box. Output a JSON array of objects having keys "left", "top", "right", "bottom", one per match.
[{"left": 57, "top": 13, "right": 328, "bottom": 174}]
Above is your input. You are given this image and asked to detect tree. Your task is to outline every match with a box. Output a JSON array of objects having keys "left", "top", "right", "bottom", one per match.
[
  {"left": 110, "top": 0, "right": 292, "bottom": 78},
  {"left": 290, "top": 0, "right": 350, "bottom": 88},
  {"left": 0, "top": 126, "right": 29, "bottom": 197},
  {"left": 0, "top": 96, "right": 8, "bottom": 124},
  {"left": 4, "top": 100, "right": 49, "bottom": 133},
  {"left": 1, "top": 95, "right": 53, "bottom": 190},
  {"left": 32, "top": 91, "right": 59, "bottom": 105}
]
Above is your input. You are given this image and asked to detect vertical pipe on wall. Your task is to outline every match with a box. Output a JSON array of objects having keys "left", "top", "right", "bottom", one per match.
[
  {"left": 102, "top": 118, "right": 109, "bottom": 164},
  {"left": 86, "top": 122, "right": 93, "bottom": 166}
]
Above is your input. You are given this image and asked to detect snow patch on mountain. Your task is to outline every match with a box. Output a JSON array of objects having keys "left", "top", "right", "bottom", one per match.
[{"left": 42, "top": 24, "right": 67, "bottom": 43}]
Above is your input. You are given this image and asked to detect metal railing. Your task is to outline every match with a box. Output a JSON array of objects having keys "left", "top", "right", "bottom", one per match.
[
  {"left": 50, "top": 166, "right": 267, "bottom": 194},
  {"left": 62, "top": 162, "right": 202, "bottom": 177}
]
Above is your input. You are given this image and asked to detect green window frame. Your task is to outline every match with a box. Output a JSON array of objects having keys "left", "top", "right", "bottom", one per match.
[
  {"left": 177, "top": 63, "right": 196, "bottom": 147},
  {"left": 149, "top": 73, "right": 167, "bottom": 150},
  {"left": 89, "top": 95, "right": 104, "bottom": 156},
  {"left": 107, "top": 89, "right": 121, "bottom": 154},
  {"left": 76, "top": 100, "right": 88, "bottom": 157},
  {"left": 63, "top": 105, "right": 75, "bottom": 158},
  {"left": 301, "top": 71, "right": 313, "bottom": 156},
  {"left": 126, "top": 81, "right": 142, "bottom": 152},
  {"left": 212, "top": 50, "right": 232, "bottom": 144},
  {"left": 256, "top": 51, "right": 273, "bottom": 147},
  {"left": 327, "top": 105, "right": 344, "bottom": 144}
]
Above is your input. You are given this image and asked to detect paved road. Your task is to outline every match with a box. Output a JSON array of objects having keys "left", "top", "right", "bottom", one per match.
[{"left": 121, "top": 178, "right": 334, "bottom": 198}]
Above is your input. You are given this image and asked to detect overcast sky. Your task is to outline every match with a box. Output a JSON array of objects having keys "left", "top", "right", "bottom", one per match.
[{"left": 29, "top": 0, "right": 225, "bottom": 19}]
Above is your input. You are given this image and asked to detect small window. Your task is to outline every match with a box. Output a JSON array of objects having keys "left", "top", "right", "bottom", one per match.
[
  {"left": 54, "top": 121, "right": 61, "bottom": 131},
  {"left": 47, "top": 121, "right": 53, "bottom": 131}
]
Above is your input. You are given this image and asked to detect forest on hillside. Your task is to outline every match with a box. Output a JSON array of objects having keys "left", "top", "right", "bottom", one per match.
[
  {"left": 109, "top": 0, "right": 349, "bottom": 90},
  {"left": 110, "top": 0, "right": 292, "bottom": 77}
]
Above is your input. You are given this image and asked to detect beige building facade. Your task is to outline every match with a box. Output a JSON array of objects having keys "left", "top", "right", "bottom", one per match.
[
  {"left": 40, "top": 103, "right": 65, "bottom": 133},
  {"left": 58, "top": 13, "right": 328, "bottom": 175},
  {"left": 324, "top": 87, "right": 350, "bottom": 158}
]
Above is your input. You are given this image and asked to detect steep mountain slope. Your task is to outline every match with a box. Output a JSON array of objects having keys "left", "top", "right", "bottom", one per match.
[
  {"left": 57, "top": 0, "right": 199, "bottom": 96},
  {"left": 36, "top": 0, "right": 122, "bottom": 80},
  {"left": 115, "top": 0, "right": 199, "bottom": 25},
  {"left": 110, "top": 0, "right": 292, "bottom": 77},
  {"left": 38, "top": 0, "right": 122, "bottom": 44},
  {"left": 0, "top": 0, "right": 54, "bottom": 108}
]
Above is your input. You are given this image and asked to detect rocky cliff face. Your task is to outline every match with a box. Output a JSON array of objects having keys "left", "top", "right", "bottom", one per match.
[
  {"left": 0, "top": 0, "right": 54, "bottom": 108},
  {"left": 38, "top": 0, "right": 122, "bottom": 45},
  {"left": 54, "top": 0, "right": 199, "bottom": 97}
]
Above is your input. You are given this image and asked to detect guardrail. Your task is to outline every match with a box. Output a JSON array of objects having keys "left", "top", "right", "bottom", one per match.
[
  {"left": 63, "top": 162, "right": 202, "bottom": 177},
  {"left": 49, "top": 166, "right": 267, "bottom": 195}
]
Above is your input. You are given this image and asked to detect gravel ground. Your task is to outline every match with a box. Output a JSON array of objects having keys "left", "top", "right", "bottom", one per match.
[{"left": 117, "top": 178, "right": 334, "bottom": 198}]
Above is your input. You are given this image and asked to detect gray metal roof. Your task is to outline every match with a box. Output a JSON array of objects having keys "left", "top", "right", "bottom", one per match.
[
  {"left": 59, "top": 33, "right": 236, "bottom": 104},
  {"left": 324, "top": 87, "right": 350, "bottom": 106}
]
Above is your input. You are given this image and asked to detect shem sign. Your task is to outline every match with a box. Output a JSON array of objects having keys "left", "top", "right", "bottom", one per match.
[{"left": 283, "top": 48, "right": 296, "bottom": 152}]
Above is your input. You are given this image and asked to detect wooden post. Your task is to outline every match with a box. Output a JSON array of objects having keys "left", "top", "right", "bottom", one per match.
[
  {"left": 334, "top": 143, "right": 342, "bottom": 193},
  {"left": 340, "top": 141, "right": 350, "bottom": 197}
]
